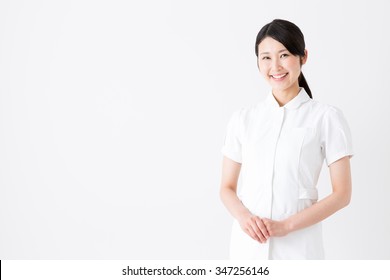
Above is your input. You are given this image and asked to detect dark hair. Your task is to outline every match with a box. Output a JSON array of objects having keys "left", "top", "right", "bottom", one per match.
[{"left": 255, "top": 19, "right": 312, "bottom": 99}]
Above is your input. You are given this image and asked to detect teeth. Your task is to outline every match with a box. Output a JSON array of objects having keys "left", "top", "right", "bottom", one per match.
[{"left": 272, "top": 73, "right": 287, "bottom": 79}]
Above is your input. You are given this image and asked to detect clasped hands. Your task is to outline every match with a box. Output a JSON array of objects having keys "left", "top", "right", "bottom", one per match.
[{"left": 238, "top": 212, "right": 291, "bottom": 243}]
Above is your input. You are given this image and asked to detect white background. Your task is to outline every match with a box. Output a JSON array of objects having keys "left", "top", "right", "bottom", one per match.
[{"left": 0, "top": 0, "right": 389, "bottom": 259}]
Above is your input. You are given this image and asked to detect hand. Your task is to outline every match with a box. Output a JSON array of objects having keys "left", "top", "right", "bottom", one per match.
[
  {"left": 262, "top": 218, "right": 290, "bottom": 237},
  {"left": 237, "top": 212, "right": 270, "bottom": 243}
]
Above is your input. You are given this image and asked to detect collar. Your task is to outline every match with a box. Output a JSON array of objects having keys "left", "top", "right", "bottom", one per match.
[{"left": 265, "top": 87, "right": 311, "bottom": 110}]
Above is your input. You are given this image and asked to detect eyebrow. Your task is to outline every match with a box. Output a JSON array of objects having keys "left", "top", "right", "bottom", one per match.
[{"left": 259, "top": 49, "right": 288, "bottom": 55}]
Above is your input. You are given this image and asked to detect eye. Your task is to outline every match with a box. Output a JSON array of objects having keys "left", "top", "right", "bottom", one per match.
[
  {"left": 261, "top": 56, "right": 270, "bottom": 60},
  {"left": 281, "top": 53, "right": 289, "bottom": 58}
]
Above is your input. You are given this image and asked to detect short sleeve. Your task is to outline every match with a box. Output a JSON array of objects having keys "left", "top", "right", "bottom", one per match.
[
  {"left": 321, "top": 106, "right": 354, "bottom": 166},
  {"left": 221, "top": 109, "right": 243, "bottom": 163}
]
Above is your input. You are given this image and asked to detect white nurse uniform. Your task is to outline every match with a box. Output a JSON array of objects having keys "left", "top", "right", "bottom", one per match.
[{"left": 221, "top": 87, "right": 354, "bottom": 259}]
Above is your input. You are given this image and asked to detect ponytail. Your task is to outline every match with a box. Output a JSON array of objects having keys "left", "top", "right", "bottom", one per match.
[{"left": 299, "top": 72, "right": 312, "bottom": 99}]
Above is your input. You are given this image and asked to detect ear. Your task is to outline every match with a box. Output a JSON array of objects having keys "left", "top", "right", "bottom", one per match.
[{"left": 301, "top": 49, "right": 308, "bottom": 65}]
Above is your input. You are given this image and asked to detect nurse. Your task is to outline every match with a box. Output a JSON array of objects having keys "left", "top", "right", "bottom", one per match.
[{"left": 220, "top": 19, "right": 354, "bottom": 259}]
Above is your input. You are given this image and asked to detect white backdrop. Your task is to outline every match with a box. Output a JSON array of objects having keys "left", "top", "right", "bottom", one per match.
[{"left": 0, "top": 0, "right": 389, "bottom": 259}]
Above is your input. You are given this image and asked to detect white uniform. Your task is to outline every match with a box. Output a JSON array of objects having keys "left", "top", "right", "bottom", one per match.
[{"left": 221, "top": 88, "right": 354, "bottom": 259}]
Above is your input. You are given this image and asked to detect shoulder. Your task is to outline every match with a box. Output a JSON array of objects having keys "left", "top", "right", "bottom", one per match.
[
  {"left": 310, "top": 99, "right": 337, "bottom": 112},
  {"left": 309, "top": 99, "right": 346, "bottom": 120},
  {"left": 308, "top": 100, "right": 351, "bottom": 135},
  {"left": 230, "top": 101, "right": 262, "bottom": 123}
]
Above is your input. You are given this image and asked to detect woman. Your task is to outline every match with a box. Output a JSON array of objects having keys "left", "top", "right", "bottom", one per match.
[{"left": 220, "top": 19, "right": 353, "bottom": 259}]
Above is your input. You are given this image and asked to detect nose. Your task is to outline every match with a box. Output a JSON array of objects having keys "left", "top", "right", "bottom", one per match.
[{"left": 271, "top": 58, "right": 282, "bottom": 72}]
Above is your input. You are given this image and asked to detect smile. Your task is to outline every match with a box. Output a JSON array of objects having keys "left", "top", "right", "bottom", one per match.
[{"left": 271, "top": 73, "right": 288, "bottom": 80}]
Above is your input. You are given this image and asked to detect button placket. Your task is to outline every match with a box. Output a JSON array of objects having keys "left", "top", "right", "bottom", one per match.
[{"left": 269, "top": 107, "right": 285, "bottom": 219}]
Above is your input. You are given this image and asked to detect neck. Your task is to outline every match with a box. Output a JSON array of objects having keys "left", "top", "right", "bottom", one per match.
[{"left": 272, "top": 84, "right": 300, "bottom": 107}]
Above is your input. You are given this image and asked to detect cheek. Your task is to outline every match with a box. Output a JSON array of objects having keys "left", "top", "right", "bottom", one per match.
[
  {"left": 285, "top": 62, "right": 301, "bottom": 77},
  {"left": 258, "top": 62, "right": 270, "bottom": 77},
  {"left": 284, "top": 59, "right": 301, "bottom": 74}
]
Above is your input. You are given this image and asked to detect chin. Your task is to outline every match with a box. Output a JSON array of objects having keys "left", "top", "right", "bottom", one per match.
[
  {"left": 269, "top": 82, "right": 294, "bottom": 92},
  {"left": 270, "top": 84, "right": 289, "bottom": 91}
]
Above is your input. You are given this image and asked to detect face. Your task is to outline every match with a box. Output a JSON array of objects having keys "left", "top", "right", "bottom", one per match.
[{"left": 257, "top": 37, "right": 307, "bottom": 94}]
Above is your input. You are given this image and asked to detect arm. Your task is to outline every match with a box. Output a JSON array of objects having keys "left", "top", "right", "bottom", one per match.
[
  {"left": 220, "top": 156, "right": 269, "bottom": 243},
  {"left": 263, "top": 156, "right": 352, "bottom": 236}
]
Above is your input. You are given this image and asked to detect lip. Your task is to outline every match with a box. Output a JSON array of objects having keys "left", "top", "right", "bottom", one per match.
[{"left": 270, "top": 73, "right": 288, "bottom": 81}]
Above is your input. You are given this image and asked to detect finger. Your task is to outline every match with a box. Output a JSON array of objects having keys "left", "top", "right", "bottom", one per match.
[
  {"left": 250, "top": 225, "right": 266, "bottom": 243},
  {"left": 245, "top": 226, "right": 262, "bottom": 243},
  {"left": 255, "top": 217, "right": 270, "bottom": 239},
  {"left": 262, "top": 218, "right": 275, "bottom": 237},
  {"left": 239, "top": 218, "right": 261, "bottom": 242},
  {"left": 262, "top": 218, "right": 271, "bottom": 228},
  {"left": 250, "top": 218, "right": 267, "bottom": 243}
]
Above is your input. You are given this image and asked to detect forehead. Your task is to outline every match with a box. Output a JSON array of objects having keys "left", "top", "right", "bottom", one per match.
[{"left": 258, "top": 37, "right": 286, "bottom": 53}]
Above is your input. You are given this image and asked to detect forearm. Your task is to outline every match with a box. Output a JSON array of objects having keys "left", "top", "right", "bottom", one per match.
[
  {"left": 220, "top": 187, "right": 251, "bottom": 221},
  {"left": 286, "top": 191, "right": 350, "bottom": 233}
]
